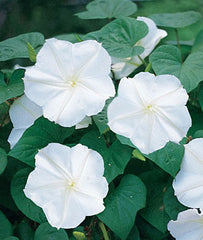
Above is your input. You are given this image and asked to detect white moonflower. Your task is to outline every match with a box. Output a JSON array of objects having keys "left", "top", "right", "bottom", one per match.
[
  {"left": 24, "top": 143, "right": 108, "bottom": 229},
  {"left": 75, "top": 116, "right": 92, "bottom": 129},
  {"left": 23, "top": 38, "right": 115, "bottom": 127},
  {"left": 111, "top": 17, "right": 167, "bottom": 79},
  {"left": 168, "top": 209, "right": 203, "bottom": 240},
  {"left": 107, "top": 72, "right": 191, "bottom": 154},
  {"left": 173, "top": 138, "right": 203, "bottom": 209},
  {"left": 8, "top": 95, "right": 42, "bottom": 148}
]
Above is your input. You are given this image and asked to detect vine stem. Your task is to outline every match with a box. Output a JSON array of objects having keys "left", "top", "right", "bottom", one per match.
[
  {"left": 138, "top": 55, "right": 147, "bottom": 67},
  {"left": 174, "top": 28, "right": 183, "bottom": 63},
  {"left": 99, "top": 222, "right": 110, "bottom": 240}
]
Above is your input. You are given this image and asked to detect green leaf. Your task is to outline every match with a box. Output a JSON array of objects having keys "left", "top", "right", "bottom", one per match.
[
  {"left": 98, "top": 174, "right": 146, "bottom": 240},
  {"left": 116, "top": 134, "right": 135, "bottom": 148},
  {"left": 150, "top": 45, "right": 203, "bottom": 92},
  {"left": 11, "top": 168, "right": 47, "bottom": 223},
  {"left": 93, "top": 98, "right": 112, "bottom": 134},
  {"left": 75, "top": 0, "right": 137, "bottom": 20},
  {"left": 27, "top": 42, "right": 37, "bottom": 63},
  {"left": 137, "top": 216, "right": 169, "bottom": 240},
  {"left": 149, "top": 11, "right": 201, "bottom": 28},
  {"left": 132, "top": 149, "right": 146, "bottom": 161},
  {"left": 106, "top": 140, "right": 133, "bottom": 183},
  {"left": 4, "top": 237, "right": 19, "bottom": 240},
  {"left": 192, "top": 29, "right": 203, "bottom": 53},
  {"left": 163, "top": 186, "right": 187, "bottom": 220},
  {"left": 117, "top": 134, "right": 183, "bottom": 177},
  {"left": 15, "top": 221, "right": 34, "bottom": 240},
  {"left": 80, "top": 130, "right": 132, "bottom": 183},
  {"left": 0, "top": 210, "right": 13, "bottom": 239},
  {"left": 140, "top": 170, "right": 170, "bottom": 233},
  {"left": 198, "top": 82, "right": 203, "bottom": 111},
  {"left": 0, "top": 69, "right": 24, "bottom": 104},
  {"left": 85, "top": 17, "right": 148, "bottom": 58},
  {"left": 0, "top": 32, "right": 44, "bottom": 61},
  {"left": 34, "top": 222, "right": 69, "bottom": 240},
  {"left": 147, "top": 142, "right": 184, "bottom": 178},
  {"left": 0, "top": 147, "right": 7, "bottom": 174},
  {"left": 126, "top": 225, "right": 140, "bottom": 240},
  {"left": 9, "top": 117, "right": 74, "bottom": 167},
  {"left": 54, "top": 34, "right": 84, "bottom": 43}
]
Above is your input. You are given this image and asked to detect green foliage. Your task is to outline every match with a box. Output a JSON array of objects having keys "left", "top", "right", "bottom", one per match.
[
  {"left": 80, "top": 129, "right": 132, "bottom": 183},
  {"left": 150, "top": 45, "right": 203, "bottom": 92},
  {"left": 0, "top": 32, "right": 44, "bottom": 61},
  {"left": 0, "top": 1, "right": 202, "bottom": 240},
  {"left": 27, "top": 42, "right": 37, "bottom": 63},
  {"left": 117, "top": 134, "right": 184, "bottom": 177},
  {"left": 0, "top": 69, "right": 24, "bottom": 104},
  {"left": 139, "top": 170, "right": 170, "bottom": 233},
  {"left": 15, "top": 221, "right": 34, "bottom": 240},
  {"left": 9, "top": 117, "right": 74, "bottom": 167},
  {"left": 34, "top": 222, "right": 69, "bottom": 240},
  {"left": 163, "top": 186, "right": 187, "bottom": 220},
  {"left": 85, "top": 17, "right": 148, "bottom": 58},
  {"left": 75, "top": 0, "right": 137, "bottom": 20},
  {"left": 147, "top": 142, "right": 184, "bottom": 177},
  {"left": 149, "top": 11, "right": 201, "bottom": 28},
  {"left": 11, "top": 168, "right": 47, "bottom": 223},
  {"left": 98, "top": 174, "right": 146, "bottom": 240},
  {"left": 0, "top": 210, "right": 13, "bottom": 239},
  {"left": 0, "top": 147, "right": 7, "bottom": 174}
]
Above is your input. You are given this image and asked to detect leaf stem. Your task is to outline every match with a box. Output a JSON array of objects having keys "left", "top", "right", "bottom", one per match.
[
  {"left": 138, "top": 55, "right": 147, "bottom": 67},
  {"left": 99, "top": 222, "right": 110, "bottom": 240},
  {"left": 174, "top": 28, "right": 183, "bottom": 63}
]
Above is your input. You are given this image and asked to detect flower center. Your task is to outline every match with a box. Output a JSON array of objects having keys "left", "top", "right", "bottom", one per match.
[
  {"left": 65, "top": 76, "right": 78, "bottom": 88},
  {"left": 147, "top": 104, "right": 153, "bottom": 111},
  {"left": 144, "top": 103, "right": 156, "bottom": 113},
  {"left": 66, "top": 180, "right": 75, "bottom": 189}
]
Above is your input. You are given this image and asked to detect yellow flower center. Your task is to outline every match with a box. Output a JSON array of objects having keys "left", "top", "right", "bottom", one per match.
[{"left": 66, "top": 180, "right": 75, "bottom": 189}]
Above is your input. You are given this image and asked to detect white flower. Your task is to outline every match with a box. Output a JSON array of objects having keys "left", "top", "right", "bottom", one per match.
[
  {"left": 111, "top": 17, "right": 167, "bottom": 79},
  {"left": 168, "top": 209, "right": 203, "bottom": 240},
  {"left": 8, "top": 95, "right": 42, "bottom": 148},
  {"left": 75, "top": 116, "right": 92, "bottom": 129},
  {"left": 24, "top": 143, "right": 108, "bottom": 229},
  {"left": 107, "top": 72, "right": 191, "bottom": 154},
  {"left": 23, "top": 38, "right": 115, "bottom": 127},
  {"left": 173, "top": 138, "right": 203, "bottom": 209}
]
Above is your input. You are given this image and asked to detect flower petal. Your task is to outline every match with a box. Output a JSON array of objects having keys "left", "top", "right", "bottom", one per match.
[
  {"left": 9, "top": 95, "right": 42, "bottom": 129},
  {"left": 24, "top": 143, "right": 108, "bottom": 229},
  {"left": 173, "top": 138, "right": 203, "bottom": 209},
  {"left": 168, "top": 209, "right": 203, "bottom": 240},
  {"left": 8, "top": 128, "right": 25, "bottom": 148},
  {"left": 108, "top": 72, "right": 191, "bottom": 154},
  {"left": 24, "top": 38, "right": 115, "bottom": 127}
]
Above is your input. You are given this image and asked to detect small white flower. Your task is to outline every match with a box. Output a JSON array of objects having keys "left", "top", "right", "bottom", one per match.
[
  {"left": 111, "top": 17, "right": 167, "bottom": 79},
  {"left": 24, "top": 143, "right": 108, "bottom": 229},
  {"left": 8, "top": 95, "right": 42, "bottom": 148},
  {"left": 173, "top": 138, "right": 203, "bottom": 209},
  {"left": 75, "top": 116, "right": 92, "bottom": 129},
  {"left": 23, "top": 38, "right": 115, "bottom": 127},
  {"left": 107, "top": 72, "right": 191, "bottom": 154},
  {"left": 168, "top": 209, "right": 203, "bottom": 240}
]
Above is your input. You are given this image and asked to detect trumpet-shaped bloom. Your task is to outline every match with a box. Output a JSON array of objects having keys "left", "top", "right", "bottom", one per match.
[
  {"left": 111, "top": 17, "right": 167, "bottom": 79},
  {"left": 168, "top": 209, "right": 203, "bottom": 240},
  {"left": 108, "top": 72, "right": 191, "bottom": 154},
  {"left": 23, "top": 38, "right": 115, "bottom": 127},
  {"left": 24, "top": 143, "right": 108, "bottom": 229},
  {"left": 173, "top": 138, "right": 203, "bottom": 209},
  {"left": 8, "top": 95, "right": 42, "bottom": 148}
]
